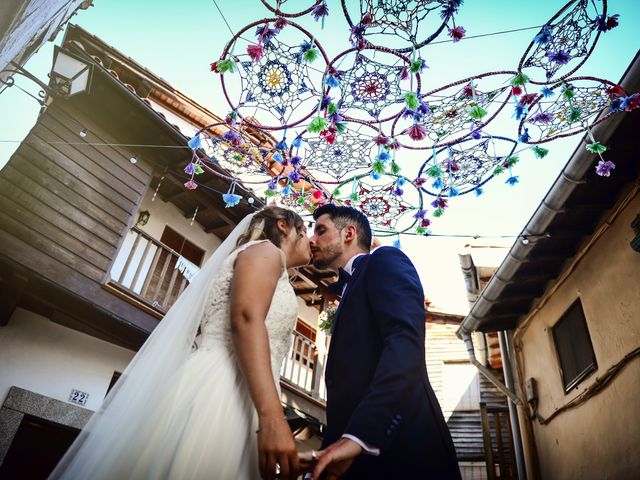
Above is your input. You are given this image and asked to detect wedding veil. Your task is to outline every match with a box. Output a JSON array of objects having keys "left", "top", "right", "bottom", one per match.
[{"left": 50, "top": 212, "right": 256, "bottom": 479}]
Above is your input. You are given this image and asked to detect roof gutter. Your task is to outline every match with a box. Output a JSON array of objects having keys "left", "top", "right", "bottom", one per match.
[{"left": 457, "top": 52, "right": 640, "bottom": 338}]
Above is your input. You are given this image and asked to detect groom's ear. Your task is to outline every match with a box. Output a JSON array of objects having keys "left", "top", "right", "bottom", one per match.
[{"left": 343, "top": 224, "right": 358, "bottom": 244}]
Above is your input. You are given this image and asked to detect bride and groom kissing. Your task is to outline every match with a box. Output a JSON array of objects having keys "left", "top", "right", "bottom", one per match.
[{"left": 50, "top": 204, "right": 460, "bottom": 480}]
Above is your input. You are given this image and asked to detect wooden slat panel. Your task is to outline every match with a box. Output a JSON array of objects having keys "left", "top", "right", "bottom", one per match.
[
  {"left": 0, "top": 209, "right": 104, "bottom": 282},
  {"left": 7, "top": 158, "right": 127, "bottom": 236},
  {"left": 32, "top": 123, "right": 142, "bottom": 202},
  {"left": 0, "top": 174, "right": 120, "bottom": 247},
  {"left": 48, "top": 104, "right": 153, "bottom": 185},
  {"left": 13, "top": 145, "right": 130, "bottom": 225},
  {"left": 0, "top": 193, "right": 115, "bottom": 273},
  {"left": 41, "top": 108, "right": 149, "bottom": 194},
  {"left": 20, "top": 136, "right": 136, "bottom": 213}
]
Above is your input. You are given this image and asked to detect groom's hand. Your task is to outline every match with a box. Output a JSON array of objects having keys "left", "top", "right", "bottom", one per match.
[{"left": 311, "top": 438, "right": 362, "bottom": 480}]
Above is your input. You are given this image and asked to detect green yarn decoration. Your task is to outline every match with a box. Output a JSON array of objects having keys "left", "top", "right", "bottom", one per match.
[
  {"left": 586, "top": 142, "right": 607, "bottom": 154},
  {"left": 216, "top": 59, "right": 236, "bottom": 74},
  {"left": 510, "top": 73, "right": 530, "bottom": 86},
  {"left": 404, "top": 92, "right": 419, "bottom": 110},
  {"left": 531, "top": 146, "right": 549, "bottom": 159},
  {"left": 303, "top": 47, "right": 320, "bottom": 63},
  {"left": 297, "top": 196, "right": 306, "bottom": 205},
  {"left": 433, "top": 208, "right": 444, "bottom": 217},
  {"left": 504, "top": 155, "right": 519, "bottom": 167},
  {"left": 562, "top": 85, "right": 575, "bottom": 101},
  {"left": 390, "top": 161, "right": 401, "bottom": 175},
  {"left": 332, "top": 188, "right": 341, "bottom": 197},
  {"left": 469, "top": 105, "right": 488, "bottom": 120},
  {"left": 409, "top": 60, "right": 423, "bottom": 74},
  {"left": 567, "top": 106, "right": 582, "bottom": 122},
  {"left": 335, "top": 121, "right": 348, "bottom": 133},
  {"left": 349, "top": 192, "right": 359, "bottom": 202},
  {"left": 372, "top": 159, "right": 386, "bottom": 175},
  {"left": 327, "top": 103, "right": 338, "bottom": 114},
  {"left": 427, "top": 165, "right": 444, "bottom": 178},
  {"left": 264, "top": 188, "right": 277, "bottom": 198},
  {"left": 416, "top": 226, "right": 427, "bottom": 235},
  {"left": 194, "top": 164, "right": 205, "bottom": 175},
  {"left": 493, "top": 165, "right": 506, "bottom": 175},
  {"left": 308, "top": 116, "right": 328, "bottom": 133}
]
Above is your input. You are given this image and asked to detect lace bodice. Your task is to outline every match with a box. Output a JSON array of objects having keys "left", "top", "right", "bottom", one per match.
[{"left": 199, "top": 240, "right": 298, "bottom": 377}]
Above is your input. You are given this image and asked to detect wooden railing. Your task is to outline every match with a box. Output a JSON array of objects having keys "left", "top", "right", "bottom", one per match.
[
  {"left": 280, "top": 331, "right": 327, "bottom": 402},
  {"left": 480, "top": 402, "right": 516, "bottom": 480},
  {"left": 109, "top": 227, "right": 193, "bottom": 313}
]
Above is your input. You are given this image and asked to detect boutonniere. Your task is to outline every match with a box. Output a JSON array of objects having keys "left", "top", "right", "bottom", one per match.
[{"left": 318, "top": 306, "right": 338, "bottom": 333}]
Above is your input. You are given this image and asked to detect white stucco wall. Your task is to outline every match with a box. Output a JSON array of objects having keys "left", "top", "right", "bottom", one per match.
[{"left": 0, "top": 308, "right": 135, "bottom": 412}]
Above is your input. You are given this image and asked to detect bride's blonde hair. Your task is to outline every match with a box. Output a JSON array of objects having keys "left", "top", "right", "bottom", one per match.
[{"left": 236, "top": 206, "right": 304, "bottom": 248}]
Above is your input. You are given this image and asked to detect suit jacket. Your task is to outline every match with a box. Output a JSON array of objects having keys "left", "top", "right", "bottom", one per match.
[{"left": 322, "top": 247, "right": 461, "bottom": 479}]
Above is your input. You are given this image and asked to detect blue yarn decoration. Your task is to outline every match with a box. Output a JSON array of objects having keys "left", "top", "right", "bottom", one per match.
[
  {"left": 272, "top": 153, "right": 283, "bottom": 163},
  {"left": 291, "top": 136, "right": 303, "bottom": 149},
  {"left": 188, "top": 135, "right": 202, "bottom": 150},
  {"left": 432, "top": 177, "right": 445, "bottom": 190},
  {"left": 370, "top": 171, "right": 382, "bottom": 180},
  {"left": 474, "top": 187, "right": 484, "bottom": 196},
  {"left": 533, "top": 25, "right": 553, "bottom": 45},
  {"left": 222, "top": 193, "right": 242, "bottom": 208},
  {"left": 518, "top": 128, "right": 531, "bottom": 143},
  {"left": 393, "top": 238, "right": 402, "bottom": 249},
  {"left": 325, "top": 75, "right": 340, "bottom": 88},
  {"left": 540, "top": 87, "right": 554, "bottom": 98},
  {"left": 506, "top": 176, "right": 520, "bottom": 186}
]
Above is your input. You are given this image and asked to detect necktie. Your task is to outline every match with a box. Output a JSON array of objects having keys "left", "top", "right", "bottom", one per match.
[{"left": 329, "top": 268, "right": 351, "bottom": 295}]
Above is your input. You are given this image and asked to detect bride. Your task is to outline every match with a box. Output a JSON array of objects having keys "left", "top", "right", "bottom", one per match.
[{"left": 50, "top": 206, "right": 312, "bottom": 480}]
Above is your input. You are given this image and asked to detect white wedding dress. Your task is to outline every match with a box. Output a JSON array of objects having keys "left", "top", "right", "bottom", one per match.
[{"left": 62, "top": 240, "right": 299, "bottom": 479}]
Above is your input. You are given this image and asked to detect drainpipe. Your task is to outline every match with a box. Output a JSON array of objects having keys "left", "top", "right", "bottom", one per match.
[
  {"left": 461, "top": 331, "right": 522, "bottom": 406},
  {"left": 499, "top": 331, "right": 527, "bottom": 480}
]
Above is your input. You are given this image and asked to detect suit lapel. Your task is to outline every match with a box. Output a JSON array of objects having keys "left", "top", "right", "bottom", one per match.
[{"left": 332, "top": 254, "right": 370, "bottom": 334}]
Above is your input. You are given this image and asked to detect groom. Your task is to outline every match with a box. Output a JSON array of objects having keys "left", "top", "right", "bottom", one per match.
[{"left": 308, "top": 204, "right": 460, "bottom": 479}]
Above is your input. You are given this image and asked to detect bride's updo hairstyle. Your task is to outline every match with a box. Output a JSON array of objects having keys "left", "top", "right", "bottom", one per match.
[{"left": 236, "top": 206, "right": 305, "bottom": 248}]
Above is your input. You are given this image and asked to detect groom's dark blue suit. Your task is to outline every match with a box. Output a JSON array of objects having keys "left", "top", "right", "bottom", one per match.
[{"left": 322, "top": 246, "right": 461, "bottom": 479}]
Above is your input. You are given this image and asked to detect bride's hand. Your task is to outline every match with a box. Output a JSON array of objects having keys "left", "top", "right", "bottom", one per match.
[{"left": 257, "top": 416, "right": 300, "bottom": 480}]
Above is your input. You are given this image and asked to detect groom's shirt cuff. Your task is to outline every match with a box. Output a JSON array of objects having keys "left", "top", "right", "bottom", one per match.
[{"left": 341, "top": 434, "right": 380, "bottom": 456}]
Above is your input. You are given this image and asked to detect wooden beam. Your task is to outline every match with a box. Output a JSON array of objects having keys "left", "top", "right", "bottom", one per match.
[{"left": 0, "top": 273, "right": 28, "bottom": 326}]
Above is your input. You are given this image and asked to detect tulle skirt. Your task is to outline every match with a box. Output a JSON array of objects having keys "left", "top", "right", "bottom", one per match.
[{"left": 90, "top": 345, "right": 260, "bottom": 479}]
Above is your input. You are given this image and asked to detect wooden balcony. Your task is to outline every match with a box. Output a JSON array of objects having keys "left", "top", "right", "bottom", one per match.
[{"left": 108, "top": 227, "right": 196, "bottom": 314}]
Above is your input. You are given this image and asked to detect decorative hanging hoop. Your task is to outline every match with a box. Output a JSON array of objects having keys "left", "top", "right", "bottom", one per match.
[
  {"left": 259, "top": 0, "right": 323, "bottom": 18},
  {"left": 518, "top": 0, "right": 607, "bottom": 85},
  {"left": 331, "top": 172, "right": 423, "bottom": 234},
  {"left": 290, "top": 119, "right": 381, "bottom": 183},
  {"left": 417, "top": 135, "right": 519, "bottom": 197},
  {"left": 218, "top": 18, "right": 329, "bottom": 131},
  {"left": 189, "top": 122, "right": 286, "bottom": 185},
  {"left": 391, "top": 70, "right": 517, "bottom": 149},
  {"left": 516, "top": 76, "right": 623, "bottom": 144},
  {"left": 340, "top": 0, "right": 451, "bottom": 52},
  {"left": 324, "top": 46, "right": 421, "bottom": 125}
]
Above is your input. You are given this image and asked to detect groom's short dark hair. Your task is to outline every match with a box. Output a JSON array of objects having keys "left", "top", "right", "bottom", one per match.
[{"left": 313, "top": 204, "right": 372, "bottom": 251}]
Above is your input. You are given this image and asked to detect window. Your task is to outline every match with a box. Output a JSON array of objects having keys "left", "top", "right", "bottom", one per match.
[
  {"left": 160, "top": 226, "right": 205, "bottom": 266},
  {"left": 552, "top": 300, "right": 597, "bottom": 392}
]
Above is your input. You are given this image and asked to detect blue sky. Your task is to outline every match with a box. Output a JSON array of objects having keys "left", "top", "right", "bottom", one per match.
[{"left": 1, "top": 0, "right": 638, "bottom": 312}]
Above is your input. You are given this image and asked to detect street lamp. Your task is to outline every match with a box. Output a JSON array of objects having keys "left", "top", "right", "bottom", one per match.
[
  {"left": 2, "top": 46, "right": 93, "bottom": 105},
  {"left": 50, "top": 46, "right": 93, "bottom": 97}
]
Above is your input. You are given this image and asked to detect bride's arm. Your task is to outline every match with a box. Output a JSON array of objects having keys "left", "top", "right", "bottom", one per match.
[{"left": 230, "top": 241, "right": 299, "bottom": 480}]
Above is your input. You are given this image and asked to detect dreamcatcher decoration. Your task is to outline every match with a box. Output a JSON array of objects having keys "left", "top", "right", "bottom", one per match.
[
  {"left": 330, "top": 173, "right": 422, "bottom": 234},
  {"left": 416, "top": 136, "right": 519, "bottom": 204},
  {"left": 295, "top": 121, "right": 380, "bottom": 182},
  {"left": 187, "top": 123, "right": 280, "bottom": 183},
  {"left": 518, "top": 0, "right": 617, "bottom": 85},
  {"left": 215, "top": 18, "right": 329, "bottom": 131},
  {"left": 517, "top": 77, "right": 627, "bottom": 144},
  {"left": 341, "top": 0, "right": 464, "bottom": 52},
  {"left": 260, "top": 0, "right": 324, "bottom": 18},
  {"left": 391, "top": 71, "right": 516, "bottom": 149},
  {"left": 322, "top": 47, "right": 422, "bottom": 125}
]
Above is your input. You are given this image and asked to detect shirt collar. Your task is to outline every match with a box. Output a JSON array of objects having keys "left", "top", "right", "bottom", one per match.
[{"left": 344, "top": 253, "right": 367, "bottom": 275}]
